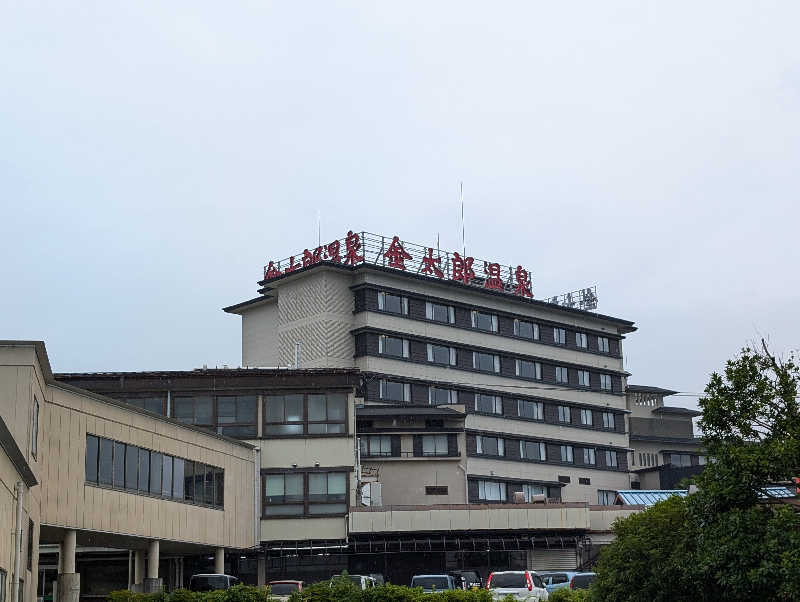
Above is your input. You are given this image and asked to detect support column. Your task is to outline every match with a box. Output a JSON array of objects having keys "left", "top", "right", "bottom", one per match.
[
  {"left": 215, "top": 548, "right": 225, "bottom": 575},
  {"left": 257, "top": 554, "right": 266, "bottom": 586},
  {"left": 143, "top": 541, "right": 162, "bottom": 593},
  {"left": 57, "top": 530, "right": 80, "bottom": 602},
  {"left": 134, "top": 550, "right": 145, "bottom": 589}
]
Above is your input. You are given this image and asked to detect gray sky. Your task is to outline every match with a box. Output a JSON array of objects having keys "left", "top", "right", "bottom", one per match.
[{"left": 2, "top": 2, "right": 799, "bottom": 412}]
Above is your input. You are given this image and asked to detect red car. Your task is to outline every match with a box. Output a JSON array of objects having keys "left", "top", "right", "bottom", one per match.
[{"left": 268, "top": 580, "right": 303, "bottom": 600}]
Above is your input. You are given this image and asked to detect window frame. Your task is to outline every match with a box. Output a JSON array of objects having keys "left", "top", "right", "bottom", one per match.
[
  {"left": 598, "top": 337, "right": 610, "bottom": 353},
  {"left": 425, "top": 301, "right": 455, "bottom": 324},
  {"left": 473, "top": 351, "right": 500, "bottom": 373},
  {"left": 605, "top": 450, "right": 619, "bottom": 468},
  {"left": 262, "top": 470, "right": 349, "bottom": 518},
  {"left": 517, "top": 399, "right": 543, "bottom": 421},
  {"left": 428, "top": 386, "right": 458, "bottom": 405},
  {"left": 475, "top": 394, "right": 502, "bottom": 415},
  {"left": 555, "top": 366, "right": 569, "bottom": 384},
  {"left": 377, "top": 291, "right": 408, "bottom": 315},
  {"left": 476, "top": 435, "right": 504, "bottom": 457},
  {"left": 599, "top": 374, "right": 613, "bottom": 391},
  {"left": 577, "top": 370, "right": 590, "bottom": 387},
  {"left": 427, "top": 343, "right": 457, "bottom": 366},
  {"left": 579, "top": 409, "right": 593, "bottom": 426},
  {"left": 471, "top": 310, "right": 498, "bottom": 332},
  {"left": 513, "top": 319, "right": 539, "bottom": 340},
  {"left": 216, "top": 395, "right": 258, "bottom": 438},
  {"left": 602, "top": 412, "right": 616, "bottom": 430},
  {"left": 515, "top": 359, "right": 542, "bottom": 380},
  {"left": 584, "top": 448, "right": 596, "bottom": 465},
  {"left": 360, "top": 435, "right": 393, "bottom": 457},
  {"left": 598, "top": 490, "right": 616, "bottom": 505},
  {"left": 477, "top": 479, "right": 507, "bottom": 502},
  {"left": 558, "top": 405, "right": 571, "bottom": 423},
  {"left": 379, "top": 379, "right": 411, "bottom": 402},
  {"left": 520, "top": 440, "right": 546, "bottom": 461},
  {"left": 553, "top": 328, "right": 566, "bottom": 345},
  {"left": 378, "top": 334, "right": 410, "bottom": 359},
  {"left": 575, "top": 332, "right": 588, "bottom": 348},
  {"left": 171, "top": 395, "right": 214, "bottom": 429},
  {"left": 31, "top": 397, "right": 39, "bottom": 460},
  {"left": 560, "top": 445, "right": 574, "bottom": 464},
  {"left": 264, "top": 391, "right": 349, "bottom": 436},
  {"left": 421, "top": 434, "right": 449, "bottom": 457}
]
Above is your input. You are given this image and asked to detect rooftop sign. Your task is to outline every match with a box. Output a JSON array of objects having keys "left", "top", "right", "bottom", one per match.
[{"left": 261, "top": 231, "right": 598, "bottom": 311}]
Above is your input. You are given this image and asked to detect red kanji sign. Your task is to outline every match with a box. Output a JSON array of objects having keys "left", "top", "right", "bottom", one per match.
[
  {"left": 421, "top": 247, "right": 444, "bottom": 278},
  {"left": 325, "top": 240, "right": 341, "bottom": 263},
  {"left": 483, "top": 262, "right": 504, "bottom": 290},
  {"left": 384, "top": 236, "right": 412, "bottom": 270},
  {"left": 451, "top": 252, "right": 475, "bottom": 284},
  {"left": 344, "top": 231, "right": 364, "bottom": 265},
  {"left": 302, "top": 246, "right": 323, "bottom": 267},
  {"left": 283, "top": 256, "right": 300, "bottom": 274},
  {"left": 265, "top": 261, "right": 281, "bottom": 280},
  {"left": 513, "top": 265, "right": 533, "bottom": 297}
]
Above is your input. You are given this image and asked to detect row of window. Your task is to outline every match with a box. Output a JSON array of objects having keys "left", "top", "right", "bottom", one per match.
[
  {"left": 473, "top": 435, "right": 620, "bottom": 467},
  {"left": 375, "top": 334, "right": 616, "bottom": 390},
  {"left": 359, "top": 434, "right": 455, "bottom": 457},
  {"left": 474, "top": 479, "right": 617, "bottom": 506},
  {"left": 374, "top": 290, "right": 615, "bottom": 354},
  {"left": 85, "top": 435, "right": 224, "bottom": 508},
  {"left": 119, "top": 392, "right": 348, "bottom": 438},
  {"left": 376, "top": 379, "right": 620, "bottom": 430},
  {"left": 263, "top": 472, "right": 347, "bottom": 517}
]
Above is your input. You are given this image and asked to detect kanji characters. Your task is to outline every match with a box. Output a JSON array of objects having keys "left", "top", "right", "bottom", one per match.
[
  {"left": 302, "top": 246, "right": 323, "bottom": 267},
  {"left": 483, "top": 262, "right": 504, "bottom": 290},
  {"left": 451, "top": 252, "right": 475, "bottom": 284},
  {"left": 265, "top": 261, "right": 281, "bottom": 280},
  {"left": 283, "top": 256, "right": 300, "bottom": 274},
  {"left": 325, "top": 240, "right": 341, "bottom": 263},
  {"left": 421, "top": 247, "right": 444, "bottom": 278},
  {"left": 344, "top": 230, "right": 364, "bottom": 265},
  {"left": 513, "top": 265, "right": 533, "bottom": 297},
  {"left": 384, "top": 236, "right": 412, "bottom": 270}
]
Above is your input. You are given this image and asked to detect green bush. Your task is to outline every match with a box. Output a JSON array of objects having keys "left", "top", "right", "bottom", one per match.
[
  {"left": 108, "top": 585, "right": 270, "bottom": 602},
  {"left": 547, "top": 588, "right": 590, "bottom": 602},
  {"left": 289, "top": 582, "right": 492, "bottom": 602}
]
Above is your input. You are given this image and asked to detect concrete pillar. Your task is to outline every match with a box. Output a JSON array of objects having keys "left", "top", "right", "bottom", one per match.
[
  {"left": 134, "top": 550, "right": 145, "bottom": 586},
  {"left": 143, "top": 541, "right": 162, "bottom": 593},
  {"left": 215, "top": 548, "right": 225, "bottom": 574},
  {"left": 57, "top": 530, "right": 79, "bottom": 602},
  {"left": 257, "top": 555, "right": 266, "bottom": 586}
]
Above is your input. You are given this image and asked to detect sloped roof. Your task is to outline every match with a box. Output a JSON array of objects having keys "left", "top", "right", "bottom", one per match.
[
  {"left": 626, "top": 385, "right": 679, "bottom": 396},
  {"left": 615, "top": 490, "right": 688, "bottom": 506},
  {"left": 652, "top": 406, "right": 702, "bottom": 417}
]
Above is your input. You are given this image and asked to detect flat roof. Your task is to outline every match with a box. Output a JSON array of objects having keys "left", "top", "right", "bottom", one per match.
[
  {"left": 652, "top": 406, "right": 702, "bottom": 417},
  {"left": 225, "top": 262, "right": 637, "bottom": 332},
  {"left": 626, "top": 384, "right": 679, "bottom": 396}
]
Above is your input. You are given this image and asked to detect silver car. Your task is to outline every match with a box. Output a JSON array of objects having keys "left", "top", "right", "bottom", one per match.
[{"left": 487, "top": 570, "right": 549, "bottom": 601}]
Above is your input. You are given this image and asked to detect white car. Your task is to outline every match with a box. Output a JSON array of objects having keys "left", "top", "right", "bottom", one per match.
[
  {"left": 331, "top": 574, "right": 377, "bottom": 590},
  {"left": 487, "top": 570, "right": 549, "bottom": 601}
]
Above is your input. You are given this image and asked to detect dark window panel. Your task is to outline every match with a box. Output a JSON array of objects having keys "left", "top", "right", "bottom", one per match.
[
  {"left": 85, "top": 435, "right": 99, "bottom": 483},
  {"left": 150, "top": 452, "right": 163, "bottom": 495},
  {"left": 162, "top": 455, "right": 173, "bottom": 498},
  {"left": 184, "top": 460, "right": 194, "bottom": 501},
  {"left": 98, "top": 438, "right": 113, "bottom": 486},
  {"left": 173, "top": 458, "right": 185, "bottom": 499},
  {"left": 113, "top": 442, "right": 126, "bottom": 488},
  {"left": 138, "top": 449, "right": 150, "bottom": 492},
  {"left": 125, "top": 445, "right": 138, "bottom": 490}
]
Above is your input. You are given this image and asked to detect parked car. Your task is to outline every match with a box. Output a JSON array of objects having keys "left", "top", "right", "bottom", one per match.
[
  {"left": 267, "top": 580, "right": 303, "bottom": 600},
  {"left": 486, "top": 570, "right": 548, "bottom": 601},
  {"left": 331, "top": 574, "right": 377, "bottom": 589},
  {"left": 450, "top": 570, "right": 483, "bottom": 589},
  {"left": 188, "top": 574, "right": 241, "bottom": 592},
  {"left": 369, "top": 574, "right": 385, "bottom": 586},
  {"left": 569, "top": 572, "right": 596, "bottom": 590},
  {"left": 537, "top": 572, "right": 578, "bottom": 594},
  {"left": 410, "top": 574, "right": 457, "bottom": 592}
]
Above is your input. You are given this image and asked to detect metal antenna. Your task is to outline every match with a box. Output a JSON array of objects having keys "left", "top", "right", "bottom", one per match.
[
  {"left": 317, "top": 210, "right": 321, "bottom": 246},
  {"left": 460, "top": 181, "right": 465, "bottom": 256}
]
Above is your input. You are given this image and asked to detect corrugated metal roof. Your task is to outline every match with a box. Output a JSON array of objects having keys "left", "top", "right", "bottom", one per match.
[
  {"left": 615, "top": 490, "right": 688, "bottom": 506},
  {"left": 760, "top": 486, "right": 796, "bottom": 499}
]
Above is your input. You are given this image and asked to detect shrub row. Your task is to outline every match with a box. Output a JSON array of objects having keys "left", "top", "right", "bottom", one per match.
[{"left": 108, "top": 585, "right": 272, "bottom": 602}]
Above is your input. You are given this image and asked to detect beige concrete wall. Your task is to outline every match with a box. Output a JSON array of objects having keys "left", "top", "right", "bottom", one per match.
[
  {"left": 359, "top": 458, "right": 467, "bottom": 505},
  {"left": 272, "top": 269, "right": 355, "bottom": 369},
  {"left": 242, "top": 301, "right": 279, "bottom": 367},
  {"left": 256, "top": 437, "right": 355, "bottom": 469},
  {"left": 349, "top": 504, "right": 591, "bottom": 533},
  {"left": 260, "top": 516, "right": 346, "bottom": 541},
  {"left": 467, "top": 457, "right": 630, "bottom": 504},
  {"left": 588, "top": 506, "right": 641, "bottom": 532},
  {"left": 39, "top": 384, "right": 256, "bottom": 549},
  {"left": 468, "top": 413, "right": 628, "bottom": 447}
]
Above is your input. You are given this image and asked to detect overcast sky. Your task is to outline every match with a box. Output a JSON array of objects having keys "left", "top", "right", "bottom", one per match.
[{"left": 2, "top": 2, "right": 798, "bottom": 411}]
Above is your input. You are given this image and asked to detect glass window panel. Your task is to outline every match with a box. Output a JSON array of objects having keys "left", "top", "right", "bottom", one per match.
[
  {"left": 194, "top": 463, "right": 205, "bottom": 503},
  {"left": 266, "top": 396, "right": 284, "bottom": 423},
  {"left": 98, "top": 438, "right": 113, "bottom": 485},
  {"left": 264, "top": 504, "right": 304, "bottom": 516},
  {"left": 138, "top": 449, "right": 150, "bottom": 492},
  {"left": 125, "top": 445, "right": 138, "bottom": 489},
  {"left": 309, "top": 473, "right": 326, "bottom": 498},
  {"left": 214, "top": 467, "right": 224, "bottom": 508},
  {"left": 184, "top": 460, "right": 194, "bottom": 501},
  {"left": 309, "top": 503, "right": 346, "bottom": 515},
  {"left": 219, "top": 425, "right": 258, "bottom": 438},
  {"left": 150, "top": 452, "right": 163, "bottom": 495},
  {"left": 172, "top": 458, "right": 184, "bottom": 499},
  {"left": 217, "top": 397, "right": 237, "bottom": 423},
  {"left": 308, "top": 394, "right": 326, "bottom": 421},
  {"left": 328, "top": 473, "right": 346, "bottom": 497},
  {"left": 285, "top": 395, "right": 303, "bottom": 422},
  {"left": 195, "top": 397, "right": 213, "bottom": 425},
  {"left": 85, "top": 435, "right": 98, "bottom": 483},
  {"left": 113, "top": 441, "right": 126, "bottom": 488},
  {"left": 327, "top": 394, "right": 346, "bottom": 420},
  {"left": 265, "top": 475, "right": 284, "bottom": 498},
  {"left": 264, "top": 424, "right": 304, "bottom": 435},
  {"left": 285, "top": 474, "right": 303, "bottom": 500},
  {"left": 173, "top": 399, "right": 194, "bottom": 421},
  {"left": 162, "top": 455, "right": 173, "bottom": 498},
  {"left": 236, "top": 396, "right": 257, "bottom": 422}
]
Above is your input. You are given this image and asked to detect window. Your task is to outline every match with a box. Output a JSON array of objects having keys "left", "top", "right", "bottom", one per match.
[
  {"left": 517, "top": 399, "right": 543, "bottom": 420},
  {"left": 605, "top": 451, "right": 619, "bottom": 468},
  {"left": 378, "top": 335, "right": 409, "bottom": 358},
  {"left": 577, "top": 370, "right": 590, "bottom": 387},
  {"left": 558, "top": 406, "right": 571, "bottom": 423},
  {"left": 514, "top": 319, "right": 539, "bottom": 340},
  {"left": 216, "top": 395, "right": 257, "bottom": 437},
  {"left": 0, "top": 568, "right": 6, "bottom": 602},
  {"left": 553, "top": 328, "right": 566, "bottom": 344},
  {"left": 307, "top": 393, "right": 347, "bottom": 434},
  {"left": 598, "top": 337, "right": 610, "bottom": 353},
  {"left": 555, "top": 366, "right": 569, "bottom": 384},
  {"left": 84, "top": 435, "right": 223, "bottom": 508},
  {"left": 427, "top": 343, "right": 456, "bottom": 366},
  {"left": 172, "top": 395, "right": 214, "bottom": 428},
  {"left": 422, "top": 434, "right": 449, "bottom": 456},
  {"left": 426, "top": 301, "right": 454, "bottom": 324},
  {"left": 475, "top": 394, "right": 502, "bottom": 415},
  {"left": 31, "top": 397, "right": 39, "bottom": 459},
  {"left": 560, "top": 445, "right": 574, "bottom": 463},
  {"left": 598, "top": 490, "right": 616, "bottom": 505},
  {"left": 670, "top": 454, "right": 692, "bottom": 467},
  {"left": 476, "top": 436, "right": 504, "bottom": 457},
  {"left": 579, "top": 477, "right": 591, "bottom": 485},
  {"left": 425, "top": 486, "right": 448, "bottom": 495},
  {"left": 264, "top": 394, "right": 304, "bottom": 435},
  {"left": 698, "top": 455, "right": 707, "bottom": 465},
  {"left": 599, "top": 374, "right": 613, "bottom": 391},
  {"left": 516, "top": 359, "right": 541, "bottom": 379},
  {"left": 120, "top": 396, "right": 165, "bottom": 415},
  {"left": 473, "top": 352, "right": 500, "bottom": 373},
  {"left": 264, "top": 472, "right": 347, "bottom": 517},
  {"left": 477, "top": 480, "right": 506, "bottom": 502},
  {"left": 471, "top": 311, "right": 498, "bottom": 332},
  {"left": 521, "top": 483, "right": 546, "bottom": 501},
  {"left": 360, "top": 435, "right": 393, "bottom": 457},
  {"left": 429, "top": 387, "right": 458, "bottom": 405},
  {"left": 558, "top": 475, "right": 571, "bottom": 484},
  {"left": 520, "top": 440, "right": 546, "bottom": 461},
  {"left": 584, "top": 448, "right": 596, "bottom": 465},
  {"left": 378, "top": 291, "right": 408, "bottom": 314},
  {"left": 27, "top": 519, "right": 33, "bottom": 570},
  {"left": 380, "top": 379, "right": 411, "bottom": 402},
  {"left": 602, "top": 412, "right": 616, "bottom": 429},
  {"left": 579, "top": 409, "right": 593, "bottom": 426},
  {"left": 575, "top": 332, "right": 588, "bottom": 348}
]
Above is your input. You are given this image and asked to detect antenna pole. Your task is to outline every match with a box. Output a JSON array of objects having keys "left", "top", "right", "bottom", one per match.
[
  {"left": 460, "top": 182, "right": 465, "bottom": 256},
  {"left": 317, "top": 211, "right": 321, "bottom": 246}
]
